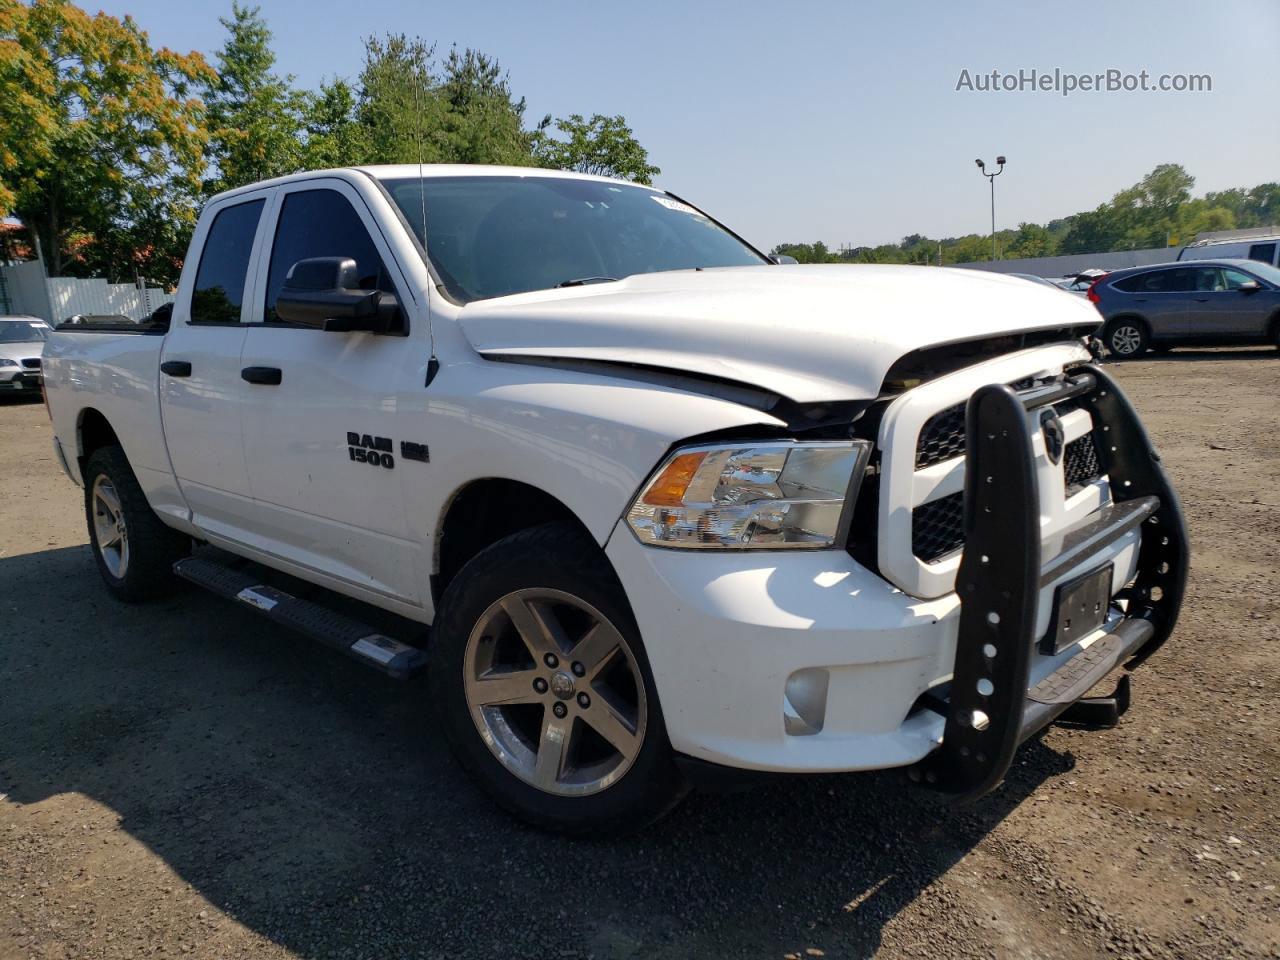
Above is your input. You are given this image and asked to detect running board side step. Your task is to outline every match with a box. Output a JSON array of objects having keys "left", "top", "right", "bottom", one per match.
[{"left": 173, "top": 556, "right": 426, "bottom": 679}]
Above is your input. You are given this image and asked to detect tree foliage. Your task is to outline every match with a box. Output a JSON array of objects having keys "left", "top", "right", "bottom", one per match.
[
  {"left": 774, "top": 164, "right": 1280, "bottom": 267},
  {"left": 301, "top": 78, "right": 365, "bottom": 170},
  {"left": 202, "top": 3, "right": 304, "bottom": 193},
  {"left": 532, "top": 114, "right": 660, "bottom": 184},
  {"left": 0, "top": 0, "right": 213, "bottom": 280},
  {"left": 0, "top": 2, "right": 659, "bottom": 282}
]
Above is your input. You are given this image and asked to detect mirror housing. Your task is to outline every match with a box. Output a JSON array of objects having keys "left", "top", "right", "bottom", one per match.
[
  {"left": 275, "top": 257, "right": 403, "bottom": 334},
  {"left": 770, "top": 254, "right": 799, "bottom": 265},
  {"left": 1237, "top": 279, "right": 1262, "bottom": 293}
]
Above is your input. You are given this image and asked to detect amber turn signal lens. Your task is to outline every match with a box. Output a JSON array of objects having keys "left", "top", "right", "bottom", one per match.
[{"left": 642, "top": 451, "right": 707, "bottom": 506}]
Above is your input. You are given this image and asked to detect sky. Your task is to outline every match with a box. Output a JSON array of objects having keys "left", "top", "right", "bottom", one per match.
[{"left": 94, "top": 0, "right": 1279, "bottom": 251}]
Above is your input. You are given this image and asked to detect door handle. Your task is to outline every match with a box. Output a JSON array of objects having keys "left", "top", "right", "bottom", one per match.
[
  {"left": 160, "top": 360, "right": 192, "bottom": 378},
  {"left": 1193, "top": 297, "right": 1209, "bottom": 302},
  {"left": 241, "top": 366, "right": 282, "bottom": 385}
]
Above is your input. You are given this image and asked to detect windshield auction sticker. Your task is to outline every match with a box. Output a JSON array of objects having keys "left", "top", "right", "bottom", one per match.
[{"left": 651, "top": 196, "right": 702, "bottom": 216}]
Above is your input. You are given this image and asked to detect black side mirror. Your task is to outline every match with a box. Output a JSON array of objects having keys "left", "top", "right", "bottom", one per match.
[
  {"left": 1237, "top": 279, "right": 1262, "bottom": 293},
  {"left": 770, "top": 254, "right": 799, "bottom": 265},
  {"left": 275, "top": 257, "right": 403, "bottom": 334}
]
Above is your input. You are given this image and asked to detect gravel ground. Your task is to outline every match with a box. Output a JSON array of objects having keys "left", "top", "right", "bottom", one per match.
[{"left": 1, "top": 349, "right": 1278, "bottom": 960}]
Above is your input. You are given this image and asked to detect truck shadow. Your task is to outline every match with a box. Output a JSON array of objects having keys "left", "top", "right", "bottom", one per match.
[{"left": 0, "top": 544, "right": 1071, "bottom": 959}]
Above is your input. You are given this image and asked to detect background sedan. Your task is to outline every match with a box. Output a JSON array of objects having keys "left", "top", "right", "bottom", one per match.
[{"left": 1089, "top": 259, "right": 1280, "bottom": 357}]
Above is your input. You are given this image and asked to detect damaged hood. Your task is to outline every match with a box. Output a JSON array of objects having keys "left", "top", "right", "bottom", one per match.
[{"left": 458, "top": 264, "right": 1102, "bottom": 402}]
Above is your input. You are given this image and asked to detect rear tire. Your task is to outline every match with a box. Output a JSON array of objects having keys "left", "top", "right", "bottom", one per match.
[
  {"left": 427, "top": 523, "right": 688, "bottom": 836},
  {"left": 83, "top": 445, "right": 190, "bottom": 602},
  {"left": 1104, "top": 319, "right": 1149, "bottom": 358}
]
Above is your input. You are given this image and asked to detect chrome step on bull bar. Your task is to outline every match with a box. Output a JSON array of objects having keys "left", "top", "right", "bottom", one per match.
[{"left": 911, "top": 363, "right": 1189, "bottom": 799}]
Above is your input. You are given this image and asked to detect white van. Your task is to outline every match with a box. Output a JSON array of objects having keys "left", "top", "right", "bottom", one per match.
[{"left": 1178, "top": 233, "right": 1280, "bottom": 267}]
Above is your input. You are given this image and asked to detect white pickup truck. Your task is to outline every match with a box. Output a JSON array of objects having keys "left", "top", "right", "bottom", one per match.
[{"left": 42, "top": 165, "right": 1188, "bottom": 834}]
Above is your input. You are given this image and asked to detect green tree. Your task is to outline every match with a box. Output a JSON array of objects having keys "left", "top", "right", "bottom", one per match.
[
  {"left": 1172, "top": 199, "right": 1234, "bottom": 245},
  {"left": 0, "top": 0, "right": 213, "bottom": 280},
  {"left": 203, "top": 3, "right": 305, "bottom": 192},
  {"left": 1205, "top": 183, "right": 1280, "bottom": 229},
  {"left": 947, "top": 234, "right": 994, "bottom": 263},
  {"left": 532, "top": 113, "right": 660, "bottom": 184},
  {"left": 1005, "top": 222, "right": 1056, "bottom": 259},
  {"left": 356, "top": 34, "right": 448, "bottom": 164},
  {"left": 302, "top": 78, "right": 367, "bottom": 169},
  {"left": 439, "top": 47, "right": 532, "bottom": 166},
  {"left": 1136, "top": 163, "right": 1194, "bottom": 223}
]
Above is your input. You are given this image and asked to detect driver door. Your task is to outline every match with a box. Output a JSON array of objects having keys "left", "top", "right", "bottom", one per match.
[{"left": 236, "top": 179, "right": 431, "bottom": 607}]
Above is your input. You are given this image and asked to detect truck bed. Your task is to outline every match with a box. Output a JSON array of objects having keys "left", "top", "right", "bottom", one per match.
[{"left": 42, "top": 326, "right": 171, "bottom": 501}]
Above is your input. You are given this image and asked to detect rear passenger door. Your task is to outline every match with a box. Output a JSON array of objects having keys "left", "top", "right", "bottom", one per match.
[
  {"left": 159, "top": 194, "right": 267, "bottom": 542},
  {"left": 1114, "top": 268, "right": 1192, "bottom": 341},
  {"left": 236, "top": 179, "right": 430, "bottom": 607}
]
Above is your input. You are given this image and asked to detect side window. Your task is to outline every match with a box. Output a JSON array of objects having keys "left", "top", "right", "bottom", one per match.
[
  {"left": 264, "top": 189, "right": 394, "bottom": 324},
  {"left": 1222, "top": 268, "right": 1257, "bottom": 290},
  {"left": 1247, "top": 243, "right": 1276, "bottom": 265},
  {"left": 1192, "top": 267, "right": 1225, "bottom": 292},
  {"left": 190, "top": 199, "right": 265, "bottom": 325},
  {"left": 1142, "top": 268, "right": 1194, "bottom": 292},
  {"left": 1112, "top": 273, "right": 1148, "bottom": 292}
]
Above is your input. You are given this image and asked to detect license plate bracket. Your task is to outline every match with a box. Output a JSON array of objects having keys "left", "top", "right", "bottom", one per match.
[{"left": 1041, "top": 563, "right": 1114, "bottom": 655}]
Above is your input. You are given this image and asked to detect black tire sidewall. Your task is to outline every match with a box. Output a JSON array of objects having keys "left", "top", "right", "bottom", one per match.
[
  {"left": 83, "top": 446, "right": 187, "bottom": 602},
  {"left": 427, "top": 523, "right": 686, "bottom": 835}
]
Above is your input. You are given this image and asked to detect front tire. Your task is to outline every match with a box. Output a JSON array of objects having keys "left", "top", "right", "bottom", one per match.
[
  {"left": 83, "top": 445, "right": 190, "bottom": 602},
  {"left": 428, "top": 523, "right": 687, "bottom": 835},
  {"left": 1104, "top": 319, "right": 1150, "bottom": 358}
]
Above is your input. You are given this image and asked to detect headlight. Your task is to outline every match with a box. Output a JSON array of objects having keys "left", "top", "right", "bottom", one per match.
[
  {"left": 0, "top": 359, "right": 17, "bottom": 367},
  {"left": 626, "top": 440, "right": 872, "bottom": 549}
]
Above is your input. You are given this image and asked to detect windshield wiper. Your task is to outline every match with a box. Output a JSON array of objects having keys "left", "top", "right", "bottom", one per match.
[{"left": 555, "top": 276, "right": 618, "bottom": 288}]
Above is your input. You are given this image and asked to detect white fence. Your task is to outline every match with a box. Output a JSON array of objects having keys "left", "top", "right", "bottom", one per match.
[{"left": 0, "top": 260, "right": 173, "bottom": 324}]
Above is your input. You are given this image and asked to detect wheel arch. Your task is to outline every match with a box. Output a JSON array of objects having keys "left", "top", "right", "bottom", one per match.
[
  {"left": 1104, "top": 312, "right": 1151, "bottom": 334},
  {"left": 76, "top": 407, "right": 121, "bottom": 468},
  {"left": 432, "top": 477, "right": 612, "bottom": 608},
  {"left": 1265, "top": 309, "right": 1280, "bottom": 343}
]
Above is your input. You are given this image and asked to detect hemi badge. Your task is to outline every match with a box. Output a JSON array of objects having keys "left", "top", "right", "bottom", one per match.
[{"left": 400, "top": 441, "right": 430, "bottom": 463}]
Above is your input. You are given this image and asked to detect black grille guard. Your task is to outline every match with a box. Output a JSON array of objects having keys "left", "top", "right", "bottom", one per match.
[{"left": 912, "top": 363, "right": 1189, "bottom": 799}]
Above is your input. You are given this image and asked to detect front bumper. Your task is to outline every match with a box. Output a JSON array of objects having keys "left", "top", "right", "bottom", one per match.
[
  {"left": 606, "top": 364, "right": 1187, "bottom": 789},
  {"left": 913, "top": 363, "right": 1188, "bottom": 797},
  {"left": 0, "top": 369, "right": 41, "bottom": 391}
]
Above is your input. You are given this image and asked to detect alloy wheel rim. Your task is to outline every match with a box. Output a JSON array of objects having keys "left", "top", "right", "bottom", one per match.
[
  {"left": 1111, "top": 325, "right": 1141, "bottom": 355},
  {"left": 463, "top": 587, "right": 647, "bottom": 797},
  {"left": 91, "top": 476, "right": 129, "bottom": 579}
]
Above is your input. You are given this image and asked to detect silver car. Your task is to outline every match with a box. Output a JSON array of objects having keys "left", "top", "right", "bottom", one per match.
[
  {"left": 0, "top": 316, "right": 51, "bottom": 394},
  {"left": 1090, "top": 259, "right": 1280, "bottom": 357}
]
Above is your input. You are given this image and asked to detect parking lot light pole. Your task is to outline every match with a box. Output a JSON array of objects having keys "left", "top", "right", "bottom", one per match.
[{"left": 974, "top": 156, "right": 1006, "bottom": 261}]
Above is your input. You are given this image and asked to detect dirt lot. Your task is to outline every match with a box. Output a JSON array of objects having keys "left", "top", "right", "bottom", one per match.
[{"left": 1, "top": 350, "right": 1278, "bottom": 960}]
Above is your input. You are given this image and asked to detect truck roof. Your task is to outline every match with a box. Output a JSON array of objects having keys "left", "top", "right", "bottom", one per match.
[{"left": 208, "top": 164, "right": 649, "bottom": 206}]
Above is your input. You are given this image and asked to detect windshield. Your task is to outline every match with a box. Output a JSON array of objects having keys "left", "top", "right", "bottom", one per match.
[
  {"left": 382, "top": 176, "right": 768, "bottom": 303},
  {"left": 1238, "top": 260, "right": 1280, "bottom": 286},
  {"left": 0, "top": 320, "right": 49, "bottom": 343}
]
